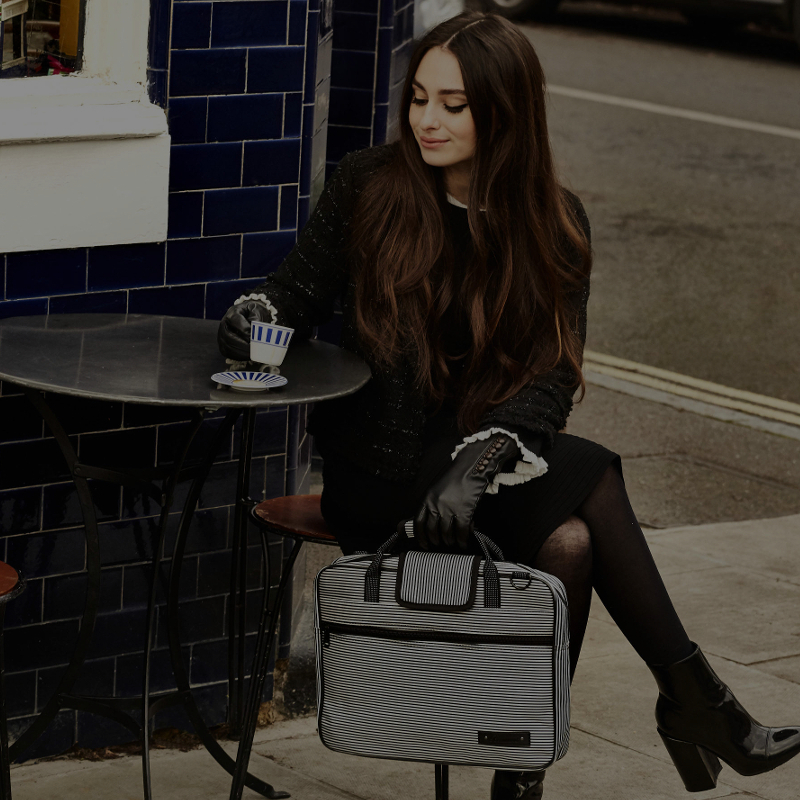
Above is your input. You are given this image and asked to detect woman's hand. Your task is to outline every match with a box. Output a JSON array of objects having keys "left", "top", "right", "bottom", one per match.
[
  {"left": 217, "top": 300, "right": 275, "bottom": 360},
  {"left": 413, "top": 434, "right": 520, "bottom": 550}
]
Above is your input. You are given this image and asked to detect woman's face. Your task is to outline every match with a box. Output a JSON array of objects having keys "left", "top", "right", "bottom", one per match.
[{"left": 409, "top": 48, "right": 476, "bottom": 175}]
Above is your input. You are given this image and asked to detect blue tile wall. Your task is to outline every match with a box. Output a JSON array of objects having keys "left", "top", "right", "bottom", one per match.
[{"left": 0, "top": 0, "right": 330, "bottom": 759}]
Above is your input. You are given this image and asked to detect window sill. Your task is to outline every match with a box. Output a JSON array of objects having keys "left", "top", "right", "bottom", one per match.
[{"left": 0, "top": 77, "right": 170, "bottom": 254}]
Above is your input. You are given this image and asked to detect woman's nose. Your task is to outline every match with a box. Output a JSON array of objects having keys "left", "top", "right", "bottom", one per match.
[{"left": 420, "top": 106, "right": 440, "bottom": 130}]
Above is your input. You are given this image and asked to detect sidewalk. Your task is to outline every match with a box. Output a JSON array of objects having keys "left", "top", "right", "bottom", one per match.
[{"left": 10, "top": 511, "right": 800, "bottom": 800}]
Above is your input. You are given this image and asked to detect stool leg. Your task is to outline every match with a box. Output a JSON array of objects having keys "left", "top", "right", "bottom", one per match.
[
  {"left": 0, "top": 608, "right": 11, "bottom": 800},
  {"left": 435, "top": 763, "right": 449, "bottom": 800},
  {"left": 229, "top": 536, "right": 303, "bottom": 800}
]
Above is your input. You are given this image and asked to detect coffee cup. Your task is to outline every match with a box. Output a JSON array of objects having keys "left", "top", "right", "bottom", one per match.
[{"left": 250, "top": 321, "right": 294, "bottom": 368}]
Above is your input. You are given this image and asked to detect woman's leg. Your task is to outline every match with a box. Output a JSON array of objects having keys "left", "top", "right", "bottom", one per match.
[
  {"left": 575, "top": 464, "right": 693, "bottom": 666},
  {"left": 531, "top": 516, "right": 592, "bottom": 680}
]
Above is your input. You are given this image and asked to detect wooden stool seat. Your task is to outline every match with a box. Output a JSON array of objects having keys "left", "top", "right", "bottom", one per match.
[
  {"left": 0, "top": 564, "right": 21, "bottom": 603},
  {"left": 251, "top": 494, "right": 337, "bottom": 545}
]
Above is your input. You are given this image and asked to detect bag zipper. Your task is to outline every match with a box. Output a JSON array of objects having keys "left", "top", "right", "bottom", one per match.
[{"left": 320, "top": 622, "right": 553, "bottom": 649}]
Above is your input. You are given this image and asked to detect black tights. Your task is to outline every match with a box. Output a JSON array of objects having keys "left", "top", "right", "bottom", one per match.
[{"left": 535, "top": 465, "right": 693, "bottom": 678}]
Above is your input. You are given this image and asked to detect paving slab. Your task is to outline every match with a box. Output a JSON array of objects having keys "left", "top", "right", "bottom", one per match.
[
  {"left": 570, "top": 650, "right": 800, "bottom": 800},
  {"left": 647, "top": 515, "right": 800, "bottom": 588}
]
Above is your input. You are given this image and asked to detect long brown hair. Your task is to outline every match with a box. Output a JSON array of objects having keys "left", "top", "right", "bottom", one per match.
[{"left": 350, "top": 11, "right": 592, "bottom": 433}]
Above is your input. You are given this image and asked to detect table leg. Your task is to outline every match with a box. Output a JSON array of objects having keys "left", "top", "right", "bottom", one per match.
[
  {"left": 229, "top": 535, "right": 302, "bottom": 800},
  {"left": 228, "top": 408, "right": 257, "bottom": 737},
  {"left": 9, "top": 390, "right": 104, "bottom": 760},
  {"left": 167, "top": 410, "right": 289, "bottom": 799}
]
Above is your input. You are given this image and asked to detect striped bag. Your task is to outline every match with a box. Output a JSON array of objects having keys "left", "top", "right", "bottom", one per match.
[{"left": 314, "top": 524, "right": 570, "bottom": 771}]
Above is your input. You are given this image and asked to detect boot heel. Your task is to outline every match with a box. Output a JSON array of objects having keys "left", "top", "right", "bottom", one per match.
[{"left": 658, "top": 730, "right": 722, "bottom": 792}]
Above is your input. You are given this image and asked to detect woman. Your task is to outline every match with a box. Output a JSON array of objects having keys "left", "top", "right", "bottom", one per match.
[{"left": 218, "top": 12, "right": 800, "bottom": 799}]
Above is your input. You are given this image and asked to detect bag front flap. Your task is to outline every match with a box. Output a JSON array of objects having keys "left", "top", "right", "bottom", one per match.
[{"left": 395, "top": 550, "right": 479, "bottom": 611}]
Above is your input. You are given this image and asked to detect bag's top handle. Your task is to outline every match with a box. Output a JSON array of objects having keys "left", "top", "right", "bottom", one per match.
[{"left": 363, "top": 521, "right": 503, "bottom": 608}]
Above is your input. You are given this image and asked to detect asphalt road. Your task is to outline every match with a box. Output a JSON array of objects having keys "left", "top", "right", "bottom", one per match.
[{"left": 520, "top": 5, "right": 800, "bottom": 403}]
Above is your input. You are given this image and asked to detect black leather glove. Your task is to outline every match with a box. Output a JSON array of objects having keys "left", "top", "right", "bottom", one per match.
[
  {"left": 414, "top": 433, "right": 520, "bottom": 551},
  {"left": 217, "top": 300, "right": 275, "bottom": 360}
]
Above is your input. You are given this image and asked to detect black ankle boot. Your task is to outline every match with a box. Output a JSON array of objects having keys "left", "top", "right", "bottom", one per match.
[
  {"left": 490, "top": 770, "right": 545, "bottom": 799},
  {"left": 648, "top": 643, "right": 800, "bottom": 791}
]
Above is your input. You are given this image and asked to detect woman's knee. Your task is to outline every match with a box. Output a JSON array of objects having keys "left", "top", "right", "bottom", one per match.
[{"left": 535, "top": 515, "right": 593, "bottom": 577}]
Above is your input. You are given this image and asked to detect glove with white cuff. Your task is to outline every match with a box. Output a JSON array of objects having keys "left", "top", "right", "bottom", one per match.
[
  {"left": 217, "top": 300, "right": 275, "bottom": 361},
  {"left": 414, "top": 433, "right": 521, "bottom": 551}
]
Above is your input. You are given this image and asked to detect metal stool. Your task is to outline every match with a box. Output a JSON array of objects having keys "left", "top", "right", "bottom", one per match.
[
  {"left": 0, "top": 562, "right": 26, "bottom": 800},
  {"left": 229, "top": 494, "right": 451, "bottom": 800}
]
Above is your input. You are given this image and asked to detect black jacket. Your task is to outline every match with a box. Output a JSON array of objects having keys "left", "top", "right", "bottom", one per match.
[{"left": 238, "top": 145, "right": 592, "bottom": 482}]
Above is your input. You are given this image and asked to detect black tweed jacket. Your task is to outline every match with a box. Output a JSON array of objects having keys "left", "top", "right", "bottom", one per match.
[{"left": 236, "top": 145, "right": 592, "bottom": 483}]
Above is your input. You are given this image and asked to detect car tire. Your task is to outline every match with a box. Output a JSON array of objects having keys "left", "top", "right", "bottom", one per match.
[{"left": 479, "top": 0, "right": 562, "bottom": 22}]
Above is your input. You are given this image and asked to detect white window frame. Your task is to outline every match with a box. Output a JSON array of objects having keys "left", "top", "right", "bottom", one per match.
[{"left": 0, "top": 0, "right": 169, "bottom": 253}]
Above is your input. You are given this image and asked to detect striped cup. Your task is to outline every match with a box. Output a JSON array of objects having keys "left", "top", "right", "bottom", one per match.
[{"left": 250, "top": 321, "right": 294, "bottom": 367}]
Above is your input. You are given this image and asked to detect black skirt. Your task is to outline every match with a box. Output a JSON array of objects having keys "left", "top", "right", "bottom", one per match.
[{"left": 318, "top": 416, "right": 620, "bottom": 565}]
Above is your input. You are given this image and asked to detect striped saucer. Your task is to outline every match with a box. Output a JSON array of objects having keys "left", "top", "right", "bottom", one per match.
[{"left": 211, "top": 371, "right": 288, "bottom": 392}]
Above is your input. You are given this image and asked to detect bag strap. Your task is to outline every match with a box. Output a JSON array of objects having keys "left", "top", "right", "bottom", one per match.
[{"left": 364, "top": 521, "right": 503, "bottom": 607}]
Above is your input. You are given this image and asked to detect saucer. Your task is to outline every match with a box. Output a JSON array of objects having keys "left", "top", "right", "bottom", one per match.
[{"left": 211, "top": 371, "right": 288, "bottom": 392}]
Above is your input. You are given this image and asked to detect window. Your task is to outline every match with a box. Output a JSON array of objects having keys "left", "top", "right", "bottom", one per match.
[
  {"left": 1, "top": 0, "right": 85, "bottom": 78},
  {"left": 0, "top": 0, "right": 169, "bottom": 253}
]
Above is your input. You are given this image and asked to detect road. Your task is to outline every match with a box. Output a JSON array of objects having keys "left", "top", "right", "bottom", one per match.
[{"left": 520, "top": 4, "right": 800, "bottom": 403}]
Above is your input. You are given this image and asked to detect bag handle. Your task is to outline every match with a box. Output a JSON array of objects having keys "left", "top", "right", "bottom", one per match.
[{"left": 364, "top": 520, "right": 503, "bottom": 608}]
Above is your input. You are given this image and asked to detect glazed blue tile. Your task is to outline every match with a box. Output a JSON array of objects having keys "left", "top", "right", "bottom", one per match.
[
  {"left": 329, "top": 87, "right": 373, "bottom": 127},
  {"left": 241, "top": 231, "right": 297, "bottom": 278},
  {"left": 44, "top": 394, "right": 122, "bottom": 435},
  {"left": 289, "top": 0, "right": 307, "bottom": 45},
  {"left": 172, "top": 2, "right": 211, "bottom": 49},
  {"left": 391, "top": 39, "right": 414, "bottom": 85},
  {"left": 168, "top": 97, "right": 208, "bottom": 144},
  {"left": 168, "top": 192, "right": 204, "bottom": 239},
  {"left": 326, "top": 124, "right": 371, "bottom": 162},
  {"left": 0, "top": 298, "right": 47, "bottom": 319},
  {"left": 0, "top": 486, "right": 41, "bottom": 535},
  {"left": 170, "top": 49, "right": 246, "bottom": 97},
  {"left": 280, "top": 184, "right": 299, "bottom": 229},
  {"left": 81, "top": 428, "right": 157, "bottom": 470},
  {"left": 147, "top": 68, "right": 168, "bottom": 108},
  {"left": 88, "top": 242, "right": 165, "bottom": 291},
  {"left": 207, "top": 94, "right": 283, "bottom": 143},
  {"left": 297, "top": 195, "right": 310, "bottom": 227},
  {"left": 372, "top": 102, "right": 388, "bottom": 144},
  {"left": 3, "top": 577, "right": 42, "bottom": 629},
  {"left": 49, "top": 291, "right": 127, "bottom": 315},
  {"left": 243, "top": 139, "right": 301, "bottom": 186},
  {"left": 374, "top": 27, "right": 392, "bottom": 104},
  {"left": 379, "top": 0, "right": 393, "bottom": 26},
  {"left": 6, "top": 620, "right": 81, "bottom": 670},
  {"left": 190, "top": 638, "right": 228, "bottom": 683},
  {"left": 264, "top": 454, "right": 287, "bottom": 499},
  {"left": 166, "top": 236, "right": 241, "bottom": 284},
  {"left": 149, "top": 0, "right": 171, "bottom": 70},
  {"left": 211, "top": 1, "right": 287, "bottom": 48},
  {"left": 336, "top": 0, "right": 379, "bottom": 11},
  {"left": 284, "top": 92, "right": 302, "bottom": 137},
  {"left": 248, "top": 47, "right": 304, "bottom": 94},
  {"left": 5, "top": 671, "right": 36, "bottom": 718},
  {"left": 76, "top": 710, "right": 133, "bottom": 749},
  {"left": 205, "top": 278, "right": 263, "bottom": 319},
  {"left": 334, "top": 11, "right": 378, "bottom": 52},
  {"left": 43, "top": 570, "right": 122, "bottom": 620},
  {"left": 0, "top": 438, "right": 74, "bottom": 490},
  {"left": 307, "top": 0, "right": 319, "bottom": 11},
  {"left": 0, "top": 396, "right": 42, "bottom": 442},
  {"left": 6, "top": 248, "right": 86, "bottom": 300},
  {"left": 169, "top": 143, "right": 242, "bottom": 192},
  {"left": 6, "top": 527, "right": 85, "bottom": 579},
  {"left": 203, "top": 187, "right": 279, "bottom": 236},
  {"left": 128, "top": 284, "right": 206, "bottom": 318},
  {"left": 41, "top": 478, "right": 119, "bottom": 531},
  {"left": 331, "top": 49, "right": 375, "bottom": 91},
  {"left": 97, "top": 517, "right": 160, "bottom": 566}
]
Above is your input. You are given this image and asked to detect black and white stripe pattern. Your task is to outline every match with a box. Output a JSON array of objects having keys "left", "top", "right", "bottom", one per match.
[
  {"left": 398, "top": 551, "right": 476, "bottom": 607},
  {"left": 315, "top": 554, "right": 570, "bottom": 770}
]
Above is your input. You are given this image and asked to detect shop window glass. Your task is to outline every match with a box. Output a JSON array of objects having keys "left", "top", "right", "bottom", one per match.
[{"left": 1, "top": 0, "right": 85, "bottom": 78}]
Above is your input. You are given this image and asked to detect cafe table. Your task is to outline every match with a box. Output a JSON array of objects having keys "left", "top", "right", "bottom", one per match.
[{"left": 0, "top": 313, "right": 371, "bottom": 799}]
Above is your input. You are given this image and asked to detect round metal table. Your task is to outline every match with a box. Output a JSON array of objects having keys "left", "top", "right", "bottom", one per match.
[{"left": 0, "top": 314, "right": 371, "bottom": 800}]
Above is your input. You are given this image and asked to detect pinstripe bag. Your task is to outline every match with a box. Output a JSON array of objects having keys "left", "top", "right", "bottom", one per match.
[{"left": 314, "top": 522, "right": 570, "bottom": 770}]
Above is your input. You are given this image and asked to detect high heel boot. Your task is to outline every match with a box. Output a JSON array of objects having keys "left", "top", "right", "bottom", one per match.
[
  {"left": 648, "top": 643, "right": 800, "bottom": 792},
  {"left": 490, "top": 770, "right": 545, "bottom": 799}
]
